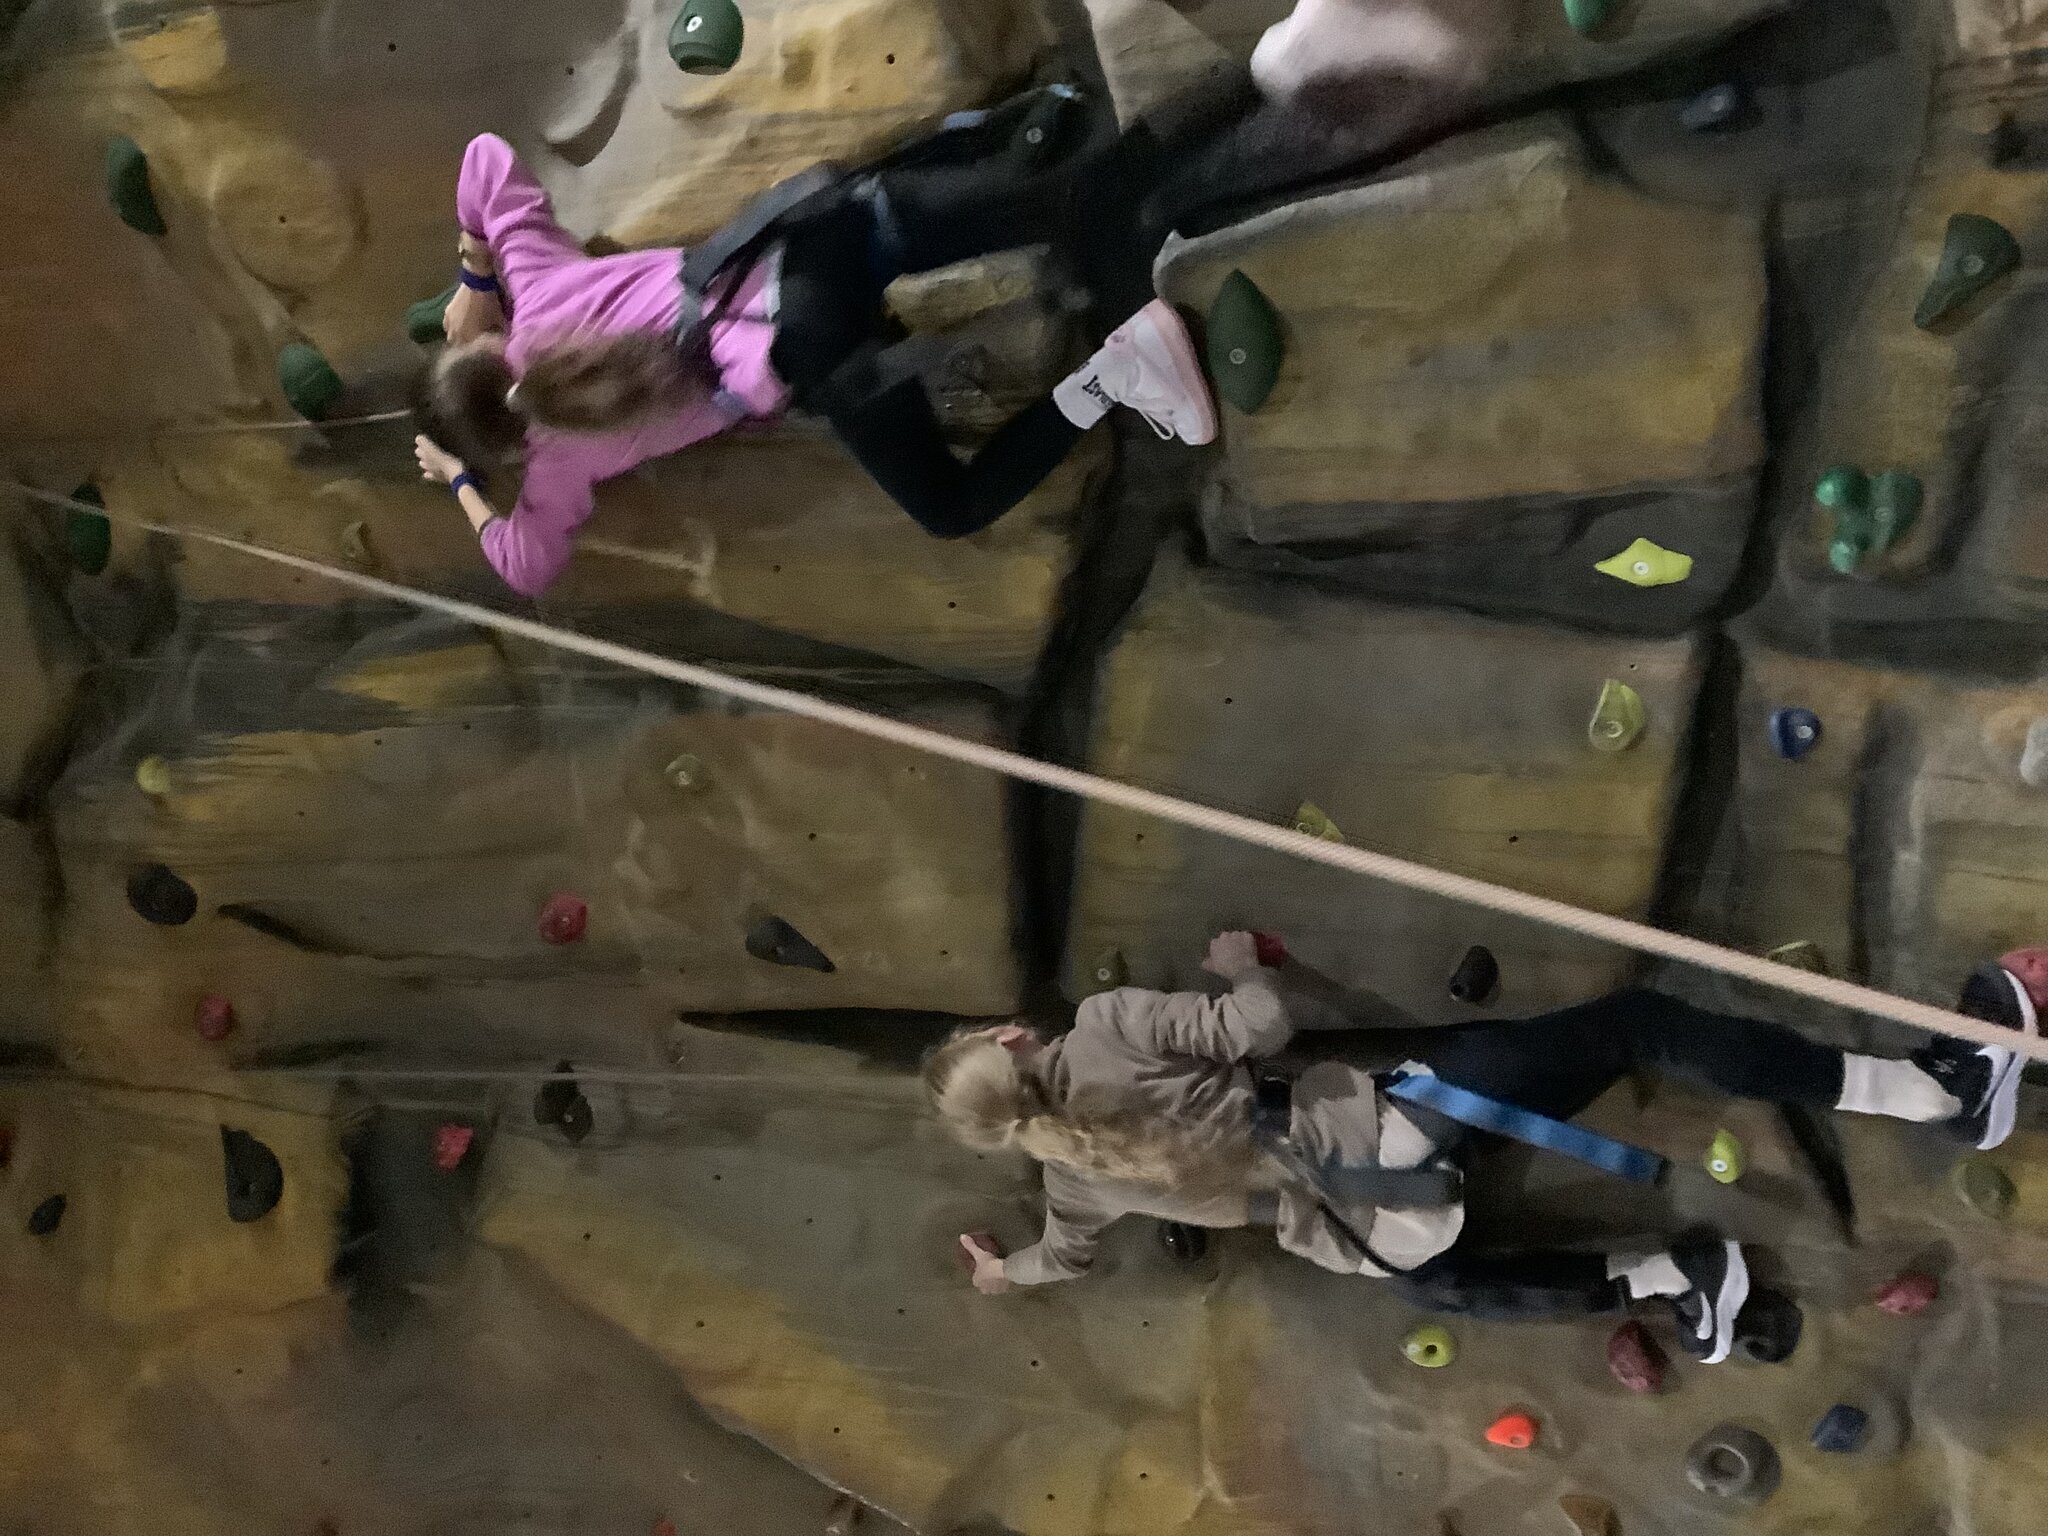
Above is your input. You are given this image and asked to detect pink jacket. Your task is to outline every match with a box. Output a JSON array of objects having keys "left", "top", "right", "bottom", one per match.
[{"left": 456, "top": 134, "right": 791, "bottom": 596}]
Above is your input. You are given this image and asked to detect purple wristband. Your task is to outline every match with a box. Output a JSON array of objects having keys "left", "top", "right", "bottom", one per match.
[{"left": 457, "top": 266, "right": 499, "bottom": 294}]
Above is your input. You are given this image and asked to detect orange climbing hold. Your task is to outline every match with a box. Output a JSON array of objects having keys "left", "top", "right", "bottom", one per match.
[
  {"left": 1485, "top": 1410, "right": 1538, "bottom": 1449},
  {"left": 433, "top": 1124, "right": 475, "bottom": 1171},
  {"left": 195, "top": 995, "right": 235, "bottom": 1042},
  {"left": 539, "top": 892, "right": 588, "bottom": 945}
]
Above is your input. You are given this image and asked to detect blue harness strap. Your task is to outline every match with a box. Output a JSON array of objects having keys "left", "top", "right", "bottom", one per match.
[{"left": 1384, "top": 1072, "right": 1669, "bottom": 1186}]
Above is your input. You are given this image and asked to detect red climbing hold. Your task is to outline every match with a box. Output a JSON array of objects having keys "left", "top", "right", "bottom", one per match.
[
  {"left": 1875, "top": 1271, "right": 1939, "bottom": 1316},
  {"left": 1253, "top": 932, "right": 1289, "bottom": 968},
  {"left": 195, "top": 995, "right": 235, "bottom": 1042},
  {"left": 539, "top": 893, "right": 588, "bottom": 946},
  {"left": 1485, "top": 1410, "right": 1538, "bottom": 1449},
  {"left": 1607, "top": 1320, "right": 1667, "bottom": 1394},
  {"left": 433, "top": 1124, "right": 475, "bottom": 1171},
  {"left": 652, "top": 1520, "right": 677, "bottom": 1536}
]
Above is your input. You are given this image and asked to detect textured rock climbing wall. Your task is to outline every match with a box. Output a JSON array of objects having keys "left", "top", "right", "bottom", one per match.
[{"left": 4, "top": 0, "right": 2048, "bottom": 1533}]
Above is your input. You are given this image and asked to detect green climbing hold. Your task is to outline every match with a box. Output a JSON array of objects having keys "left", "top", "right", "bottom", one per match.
[
  {"left": 1954, "top": 1156, "right": 2017, "bottom": 1219},
  {"left": 1813, "top": 466, "right": 1869, "bottom": 511},
  {"left": 1091, "top": 948, "right": 1128, "bottom": 988},
  {"left": 668, "top": 0, "right": 744, "bottom": 75},
  {"left": 1562, "top": 0, "right": 1617, "bottom": 35},
  {"left": 663, "top": 752, "right": 706, "bottom": 791},
  {"left": 1595, "top": 538, "right": 1692, "bottom": 588},
  {"left": 404, "top": 283, "right": 458, "bottom": 346},
  {"left": 1824, "top": 467, "right": 1920, "bottom": 574},
  {"left": 1869, "top": 470, "right": 1923, "bottom": 548},
  {"left": 106, "top": 136, "right": 166, "bottom": 237},
  {"left": 1206, "top": 269, "right": 1285, "bottom": 414},
  {"left": 135, "top": 755, "right": 172, "bottom": 797},
  {"left": 1914, "top": 213, "right": 2021, "bottom": 329},
  {"left": 1293, "top": 801, "right": 1345, "bottom": 842},
  {"left": 1587, "top": 679, "right": 1646, "bottom": 753},
  {"left": 1403, "top": 1323, "right": 1456, "bottom": 1368},
  {"left": 277, "top": 342, "right": 343, "bottom": 421},
  {"left": 1704, "top": 1128, "right": 1745, "bottom": 1184},
  {"left": 64, "top": 483, "right": 111, "bottom": 575}
]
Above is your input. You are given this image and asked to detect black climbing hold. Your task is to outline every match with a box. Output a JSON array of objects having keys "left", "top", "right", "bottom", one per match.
[
  {"left": 745, "top": 916, "right": 835, "bottom": 973},
  {"left": 127, "top": 863, "right": 198, "bottom": 926},
  {"left": 1811, "top": 1404, "right": 1871, "bottom": 1454},
  {"left": 404, "top": 283, "right": 458, "bottom": 346},
  {"left": 1679, "top": 81, "right": 1747, "bottom": 133},
  {"left": 220, "top": 1127, "right": 284, "bottom": 1223},
  {"left": 106, "top": 136, "right": 166, "bottom": 236},
  {"left": 1448, "top": 945, "right": 1500, "bottom": 1005},
  {"left": 1685, "top": 1423, "right": 1781, "bottom": 1503},
  {"left": 1206, "top": 270, "right": 1285, "bottom": 414},
  {"left": 558, "top": 1092, "right": 594, "bottom": 1145},
  {"left": 667, "top": 0, "right": 743, "bottom": 75},
  {"left": 534, "top": 1060, "right": 580, "bottom": 1127},
  {"left": 1914, "top": 213, "right": 2021, "bottom": 329},
  {"left": 64, "top": 483, "right": 112, "bottom": 575},
  {"left": 1732, "top": 1288, "right": 1803, "bottom": 1364},
  {"left": 1768, "top": 707, "right": 1822, "bottom": 761},
  {"left": 27, "top": 1193, "right": 66, "bottom": 1236},
  {"left": 1158, "top": 1221, "right": 1207, "bottom": 1265},
  {"left": 277, "top": 342, "right": 344, "bottom": 422}
]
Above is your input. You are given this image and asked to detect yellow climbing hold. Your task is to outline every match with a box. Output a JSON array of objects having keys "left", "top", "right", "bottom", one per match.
[
  {"left": 663, "top": 753, "right": 706, "bottom": 791},
  {"left": 135, "top": 756, "right": 172, "bottom": 797},
  {"left": 1587, "top": 680, "right": 1646, "bottom": 753},
  {"left": 1293, "top": 802, "right": 1345, "bottom": 842},
  {"left": 1705, "top": 1128, "right": 1745, "bottom": 1184},
  {"left": 1596, "top": 538, "right": 1693, "bottom": 588}
]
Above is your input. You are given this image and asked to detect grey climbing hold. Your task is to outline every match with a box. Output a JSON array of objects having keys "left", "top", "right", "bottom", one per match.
[
  {"left": 28, "top": 1193, "right": 66, "bottom": 1236},
  {"left": 1915, "top": 213, "right": 2021, "bottom": 328},
  {"left": 277, "top": 342, "right": 344, "bottom": 421},
  {"left": 1768, "top": 707, "right": 1822, "bottom": 761},
  {"left": 1955, "top": 1155, "right": 2017, "bottom": 1219},
  {"left": 1448, "top": 945, "right": 1499, "bottom": 1006},
  {"left": 668, "top": 0, "right": 744, "bottom": 75},
  {"left": 1811, "top": 1405, "right": 1870, "bottom": 1454},
  {"left": 127, "top": 863, "right": 197, "bottom": 926},
  {"left": 405, "top": 284, "right": 458, "bottom": 345},
  {"left": 1091, "top": 948, "right": 1128, "bottom": 988},
  {"left": 1587, "top": 679, "right": 1645, "bottom": 753},
  {"left": 1685, "top": 1424, "right": 1781, "bottom": 1503},
  {"left": 1679, "top": 82, "right": 1746, "bottom": 132},
  {"left": 221, "top": 1127, "right": 284, "bottom": 1223},
  {"left": 2020, "top": 719, "right": 2048, "bottom": 788},
  {"left": 1764, "top": 939, "right": 1828, "bottom": 974},
  {"left": 65, "top": 483, "right": 111, "bottom": 575},
  {"left": 340, "top": 520, "right": 373, "bottom": 568},
  {"left": 745, "top": 916, "right": 835, "bottom": 972},
  {"left": 106, "top": 136, "right": 167, "bottom": 236},
  {"left": 1206, "top": 270, "right": 1285, "bottom": 413}
]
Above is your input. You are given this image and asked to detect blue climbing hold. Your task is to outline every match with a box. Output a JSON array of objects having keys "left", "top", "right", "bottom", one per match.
[
  {"left": 1768, "top": 708, "right": 1822, "bottom": 761},
  {"left": 1812, "top": 1405, "right": 1870, "bottom": 1454}
]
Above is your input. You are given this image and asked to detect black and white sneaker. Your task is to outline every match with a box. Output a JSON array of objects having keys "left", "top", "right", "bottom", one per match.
[
  {"left": 1916, "top": 963, "right": 2037, "bottom": 1152},
  {"left": 1668, "top": 1228, "right": 1750, "bottom": 1366}
]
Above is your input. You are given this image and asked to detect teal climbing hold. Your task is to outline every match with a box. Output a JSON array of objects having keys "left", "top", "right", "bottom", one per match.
[
  {"left": 64, "top": 483, "right": 111, "bottom": 575},
  {"left": 1562, "top": 0, "right": 1616, "bottom": 35},
  {"left": 106, "top": 136, "right": 166, "bottom": 236},
  {"left": 1822, "top": 466, "right": 1920, "bottom": 573},
  {"left": 1587, "top": 679, "right": 1646, "bottom": 753},
  {"left": 1915, "top": 214, "right": 2021, "bottom": 329},
  {"left": 277, "top": 342, "right": 343, "bottom": 421},
  {"left": 1206, "top": 270, "right": 1285, "bottom": 414},
  {"left": 1595, "top": 538, "right": 1692, "bottom": 588},
  {"left": 404, "top": 283, "right": 459, "bottom": 345},
  {"left": 668, "top": 0, "right": 744, "bottom": 75},
  {"left": 1813, "top": 466, "right": 1869, "bottom": 511},
  {"left": 1869, "top": 470, "right": 1923, "bottom": 548}
]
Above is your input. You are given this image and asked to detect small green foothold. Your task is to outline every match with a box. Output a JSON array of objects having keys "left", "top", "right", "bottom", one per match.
[
  {"left": 1814, "top": 466, "right": 1871, "bottom": 511},
  {"left": 1206, "top": 269, "right": 1285, "bottom": 414},
  {"left": 135, "top": 755, "right": 172, "bottom": 797},
  {"left": 1293, "top": 801, "right": 1345, "bottom": 842},
  {"left": 1955, "top": 1156, "right": 2017, "bottom": 1219},
  {"left": 404, "top": 283, "right": 459, "bottom": 345},
  {"left": 1869, "top": 470, "right": 1922, "bottom": 548},
  {"left": 664, "top": 753, "right": 706, "bottom": 791},
  {"left": 1705, "top": 1128, "right": 1745, "bottom": 1184},
  {"left": 64, "top": 483, "right": 111, "bottom": 575},
  {"left": 1562, "top": 0, "right": 1617, "bottom": 35},
  {"left": 1587, "top": 679, "right": 1646, "bottom": 753},
  {"left": 1824, "top": 467, "right": 1920, "bottom": 573},
  {"left": 277, "top": 342, "right": 343, "bottom": 421},
  {"left": 668, "top": 0, "right": 744, "bottom": 75},
  {"left": 1595, "top": 537, "right": 1692, "bottom": 588},
  {"left": 1091, "top": 948, "right": 1128, "bottom": 988},
  {"left": 1403, "top": 1324, "right": 1456, "bottom": 1368},
  {"left": 1915, "top": 214, "right": 2021, "bottom": 329},
  {"left": 106, "top": 136, "right": 166, "bottom": 236}
]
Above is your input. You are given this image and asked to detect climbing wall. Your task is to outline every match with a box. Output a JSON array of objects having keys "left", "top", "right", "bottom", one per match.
[{"left": 4, "top": 0, "right": 2048, "bottom": 1533}]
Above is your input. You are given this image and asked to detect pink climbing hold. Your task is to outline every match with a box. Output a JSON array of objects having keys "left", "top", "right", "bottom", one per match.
[
  {"left": 1607, "top": 1320, "right": 1668, "bottom": 1394},
  {"left": 539, "top": 892, "right": 588, "bottom": 946},
  {"left": 1253, "top": 931, "right": 1289, "bottom": 968},
  {"left": 195, "top": 995, "right": 235, "bottom": 1042},
  {"left": 433, "top": 1124, "right": 475, "bottom": 1172},
  {"left": 1875, "top": 1271, "right": 1939, "bottom": 1316}
]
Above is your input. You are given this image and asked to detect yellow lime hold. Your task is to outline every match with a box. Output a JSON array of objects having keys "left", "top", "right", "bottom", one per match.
[
  {"left": 135, "top": 755, "right": 173, "bottom": 797},
  {"left": 1595, "top": 538, "right": 1693, "bottom": 588},
  {"left": 1587, "top": 679, "right": 1646, "bottom": 753},
  {"left": 1403, "top": 1324, "right": 1456, "bottom": 1368},
  {"left": 1704, "top": 1128, "right": 1745, "bottom": 1184},
  {"left": 1293, "top": 801, "right": 1345, "bottom": 842}
]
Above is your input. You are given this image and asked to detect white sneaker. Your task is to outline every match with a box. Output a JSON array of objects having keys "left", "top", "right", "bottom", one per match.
[{"left": 1057, "top": 299, "right": 1219, "bottom": 445}]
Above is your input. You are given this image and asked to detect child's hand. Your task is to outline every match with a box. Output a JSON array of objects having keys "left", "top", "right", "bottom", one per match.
[
  {"left": 959, "top": 1233, "right": 1011, "bottom": 1295},
  {"left": 443, "top": 283, "right": 506, "bottom": 345},
  {"left": 414, "top": 434, "right": 465, "bottom": 486},
  {"left": 1202, "top": 930, "right": 1261, "bottom": 981}
]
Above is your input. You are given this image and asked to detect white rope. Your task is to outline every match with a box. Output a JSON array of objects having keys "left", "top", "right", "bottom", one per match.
[
  {"left": 8, "top": 478, "right": 2045, "bottom": 1068},
  {"left": 0, "top": 408, "right": 413, "bottom": 443}
]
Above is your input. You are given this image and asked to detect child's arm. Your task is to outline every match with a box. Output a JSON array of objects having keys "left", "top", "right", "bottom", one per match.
[{"left": 455, "top": 133, "right": 583, "bottom": 302}]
